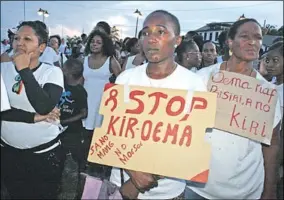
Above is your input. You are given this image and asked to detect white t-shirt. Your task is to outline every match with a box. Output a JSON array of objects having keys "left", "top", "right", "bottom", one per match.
[
  {"left": 277, "top": 83, "right": 283, "bottom": 120},
  {"left": 39, "top": 46, "right": 58, "bottom": 65},
  {"left": 59, "top": 43, "right": 67, "bottom": 54},
  {"left": 216, "top": 56, "right": 223, "bottom": 63},
  {"left": 56, "top": 52, "right": 68, "bottom": 67},
  {"left": 80, "top": 45, "right": 85, "bottom": 53},
  {"left": 190, "top": 67, "right": 198, "bottom": 73},
  {"left": 1, "top": 62, "right": 64, "bottom": 149},
  {"left": 1, "top": 44, "right": 10, "bottom": 55},
  {"left": 110, "top": 63, "right": 207, "bottom": 199},
  {"left": 187, "top": 63, "right": 282, "bottom": 199}
]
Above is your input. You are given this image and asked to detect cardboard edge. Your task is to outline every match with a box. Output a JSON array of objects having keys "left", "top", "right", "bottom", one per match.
[
  {"left": 189, "top": 169, "right": 209, "bottom": 183},
  {"left": 104, "top": 83, "right": 116, "bottom": 91}
]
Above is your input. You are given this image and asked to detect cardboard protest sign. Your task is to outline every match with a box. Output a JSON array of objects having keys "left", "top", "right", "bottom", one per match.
[
  {"left": 88, "top": 83, "right": 217, "bottom": 183},
  {"left": 207, "top": 70, "right": 277, "bottom": 145},
  {"left": 1, "top": 74, "right": 11, "bottom": 112}
]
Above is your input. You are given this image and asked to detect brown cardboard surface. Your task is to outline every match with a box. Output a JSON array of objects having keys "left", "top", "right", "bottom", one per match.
[
  {"left": 207, "top": 70, "right": 277, "bottom": 145},
  {"left": 87, "top": 83, "right": 217, "bottom": 183}
]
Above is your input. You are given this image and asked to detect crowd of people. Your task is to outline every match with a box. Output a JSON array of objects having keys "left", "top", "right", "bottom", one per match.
[{"left": 0, "top": 9, "right": 283, "bottom": 200}]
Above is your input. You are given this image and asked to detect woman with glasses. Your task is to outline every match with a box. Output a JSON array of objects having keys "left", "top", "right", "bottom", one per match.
[
  {"left": 1, "top": 20, "right": 65, "bottom": 199},
  {"left": 176, "top": 40, "right": 202, "bottom": 72}
]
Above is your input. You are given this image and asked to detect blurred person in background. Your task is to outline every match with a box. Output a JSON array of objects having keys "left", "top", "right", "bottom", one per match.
[
  {"left": 59, "top": 38, "right": 67, "bottom": 54},
  {"left": 122, "top": 37, "right": 139, "bottom": 70},
  {"left": 82, "top": 30, "right": 121, "bottom": 176},
  {"left": 49, "top": 35, "right": 68, "bottom": 67},
  {"left": 176, "top": 40, "right": 202, "bottom": 72},
  {"left": 217, "top": 30, "right": 231, "bottom": 63},
  {"left": 184, "top": 31, "right": 199, "bottom": 42},
  {"left": 200, "top": 40, "right": 217, "bottom": 68}
]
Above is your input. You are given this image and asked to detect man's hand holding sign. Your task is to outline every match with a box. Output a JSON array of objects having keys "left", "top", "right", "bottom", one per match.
[{"left": 88, "top": 83, "right": 217, "bottom": 196}]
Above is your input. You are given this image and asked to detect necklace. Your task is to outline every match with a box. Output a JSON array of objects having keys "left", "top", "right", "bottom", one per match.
[{"left": 146, "top": 63, "right": 178, "bottom": 86}]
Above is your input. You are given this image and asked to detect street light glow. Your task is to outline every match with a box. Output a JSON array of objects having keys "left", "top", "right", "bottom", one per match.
[
  {"left": 44, "top": 11, "right": 49, "bottom": 18},
  {"left": 37, "top": 8, "right": 43, "bottom": 15},
  {"left": 37, "top": 8, "right": 49, "bottom": 22}
]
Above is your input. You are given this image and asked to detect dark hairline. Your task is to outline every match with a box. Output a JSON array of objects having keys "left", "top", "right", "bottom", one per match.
[
  {"left": 228, "top": 18, "right": 261, "bottom": 40},
  {"left": 144, "top": 10, "right": 180, "bottom": 36}
]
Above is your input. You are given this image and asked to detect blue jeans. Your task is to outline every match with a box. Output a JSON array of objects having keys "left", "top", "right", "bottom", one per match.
[{"left": 184, "top": 187, "right": 207, "bottom": 200}]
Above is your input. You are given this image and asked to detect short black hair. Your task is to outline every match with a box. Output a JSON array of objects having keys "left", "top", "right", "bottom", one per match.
[
  {"left": 64, "top": 58, "right": 84, "bottom": 80},
  {"left": 228, "top": 18, "right": 261, "bottom": 40},
  {"left": 81, "top": 33, "right": 87, "bottom": 38},
  {"left": 192, "top": 35, "right": 204, "bottom": 52},
  {"left": 96, "top": 21, "right": 111, "bottom": 35},
  {"left": 84, "top": 30, "right": 115, "bottom": 57},
  {"left": 186, "top": 31, "right": 198, "bottom": 37},
  {"left": 176, "top": 40, "right": 198, "bottom": 61},
  {"left": 268, "top": 41, "right": 283, "bottom": 57},
  {"left": 50, "top": 34, "right": 61, "bottom": 47},
  {"left": 71, "top": 46, "right": 82, "bottom": 58},
  {"left": 145, "top": 10, "right": 180, "bottom": 36},
  {"left": 17, "top": 20, "right": 49, "bottom": 45},
  {"left": 138, "top": 30, "right": 143, "bottom": 39},
  {"left": 7, "top": 29, "right": 15, "bottom": 41},
  {"left": 218, "top": 30, "right": 228, "bottom": 49},
  {"left": 126, "top": 37, "right": 138, "bottom": 52},
  {"left": 122, "top": 37, "right": 131, "bottom": 51}
]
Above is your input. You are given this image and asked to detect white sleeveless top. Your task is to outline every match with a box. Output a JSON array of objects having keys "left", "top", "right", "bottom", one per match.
[
  {"left": 125, "top": 55, "right": 136, "bottom": 70},
  {"left": 82, "top": 56, "right": 111, "bottom": 130}
]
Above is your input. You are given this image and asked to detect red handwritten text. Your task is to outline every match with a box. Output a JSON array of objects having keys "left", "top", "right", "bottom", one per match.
[{"left": 107, "top": 116, "right": 192, "bottom": 147}]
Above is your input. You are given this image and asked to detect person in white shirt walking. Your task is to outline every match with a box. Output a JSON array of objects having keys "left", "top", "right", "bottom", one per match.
[{"left": 59, "top": 38, "right": 67, "bottom": 54}]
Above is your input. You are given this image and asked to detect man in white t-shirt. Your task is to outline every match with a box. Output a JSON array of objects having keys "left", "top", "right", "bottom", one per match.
[{"left": 59, "top": 38, "right": 67, "bottom": 54}]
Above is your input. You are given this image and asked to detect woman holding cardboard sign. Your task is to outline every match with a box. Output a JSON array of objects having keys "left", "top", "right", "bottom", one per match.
[
  {"left": 109, "top": 10, "right": 207, "bottom": 199},
  {"left": 186, "top": 19, "right": 282, "bottom": 199}
]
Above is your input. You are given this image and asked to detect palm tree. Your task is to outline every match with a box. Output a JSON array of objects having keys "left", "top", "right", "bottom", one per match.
[
  {"left": 111, "top": 26, "right": 120, "bottom": 42},
  {"left": 277, "top": 26, "right": 283, "bottom": 36},
  {"left": 66, "top": 36, "right": 81, "bottom": 47}
]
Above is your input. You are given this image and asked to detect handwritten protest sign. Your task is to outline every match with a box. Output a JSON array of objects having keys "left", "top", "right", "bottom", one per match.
[
  {"left": 207, "top": 70, "right": 277, "bottom": 145},
  {"left": 88, "top": 83, "right": 217, "bottom": 183}
]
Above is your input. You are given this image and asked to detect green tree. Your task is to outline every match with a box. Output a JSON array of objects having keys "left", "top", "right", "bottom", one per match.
[
  {"left": 111, "top": 26, "right": 120, "bottom": 42},
  {"left": 265, "top": 24, "right": 281, "bottom": 36},
  {"left": 66, "top": 36, "right": 81, "bottom": 47},
  {"left": 277, "top": 26, "right": 283, "bottom": 36}
]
